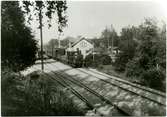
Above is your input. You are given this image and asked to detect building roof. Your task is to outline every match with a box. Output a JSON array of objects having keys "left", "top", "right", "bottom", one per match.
[{"left": 71, "top": 38, "right": 93, "bottom": 47}]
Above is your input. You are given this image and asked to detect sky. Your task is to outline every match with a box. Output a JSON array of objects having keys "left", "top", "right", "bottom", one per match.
[{"left": 28, "top": 1, "right": 167, "bottom": 44}]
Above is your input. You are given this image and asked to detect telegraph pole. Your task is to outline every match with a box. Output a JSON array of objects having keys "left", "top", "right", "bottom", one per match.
[
  {"left": 39, "top": 8, "right": 44, "bottom": 71},
  {"left": 111, "top": 25, "right": 114, "bottom": 55},
  {"left": 106, "top": 26, "right": 110, "bottom": 49},
  {"left": 52, "top": 42, "right": 54, "bottom": 57},
  {"left": 58, "top": 34, "right": 61, "bottom": 48},
  {"left": 93, "top": 42, "right": 95, "bottom": 62},
  {"left": 108, "top": 34, "right": 110, "bottom": 49}
]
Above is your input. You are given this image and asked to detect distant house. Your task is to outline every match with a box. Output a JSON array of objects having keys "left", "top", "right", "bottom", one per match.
[
  {"left": 108, "top": 46, "right": 120, "bottom": 62},
  {"left": 66, "top": 38, "right": 94, "bottom": 58},
  {"left": 108, "top": 46, "right": 120, "bottom": 55}
]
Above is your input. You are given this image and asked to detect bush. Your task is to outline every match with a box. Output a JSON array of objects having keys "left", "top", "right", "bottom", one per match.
[
  {"left": 101, "top": 55, "right": 112, "bottom": 65},
  {"left": 84, "top": 54, "right": 99, "bottom": 67},
  {"left": 140, "top": 68, "right": 165, "bottom": 92},
  {"left": 84, "top": 54, "right": 111, "bottom": 67},
  {"left": 126, "top": 58, "right": 166, "bottom": 92},
  {"left": 1, "top": 67, "right": 25, "bottom": 116},
  {"left": 114, "top": 52, "right": 129, "bottom": 72},
  {"left": 1, "top": 69, "right": 85, "bottom": 116},
  {"left": 126, "top": 58, "right": 144, "bottom": 78}
]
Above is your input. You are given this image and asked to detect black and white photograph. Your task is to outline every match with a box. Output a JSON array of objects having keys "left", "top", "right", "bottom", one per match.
[{"left": 1, "top": 0, "right": 166, "bottom": 116}]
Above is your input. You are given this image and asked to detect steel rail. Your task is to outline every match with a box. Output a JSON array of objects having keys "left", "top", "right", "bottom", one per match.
[
  {"left": 45, "top": 64, "right": 131, "bottom": 116},
  {"left": 46, "top": 62, "right": 165, "bottom": 106},
  {"left": 86, "top": 68, "right": 165, "bottom": 97},
  {"left": 76, "top": 68, "right": 166, "bottom": 106},
  {"left": 32, "top": 66, "right": 94, "bottom": 110}
]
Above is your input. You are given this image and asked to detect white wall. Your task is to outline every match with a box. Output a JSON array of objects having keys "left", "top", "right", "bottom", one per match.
[{"left": 72, "top": 40, "right": 93, "bottom": 58}]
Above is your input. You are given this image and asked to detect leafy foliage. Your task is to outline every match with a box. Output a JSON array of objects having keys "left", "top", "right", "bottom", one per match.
[
  {"left": 1, "top": 1, "right": 38, "bottom": 71},
  {"left": 114, "top": 52, "right": 130, "bottom": 71},
  {"left": 84, "top": 54, "right": 94, "bottom": 67},
  {"left": 125, "top": 18, "right": 166, "bottom": 91},
  {"left": 1, "top": 69, "right": 85, "bottom": 116},
  {"left": 22, "top": 1, "right": 67, "bottom": 32},
  {"left": 45, "top": 39, "right": 59, "bottom": 56},
  {"left": 101, "top": 55, "right": 112, "bottom": 65},
  {"left": 140, "top": 68, "right": 165, "bottom": 92},
  {"left": 84, "top": 54, "right": 111, "bottom": 67},
  {"left": 2, "top": 67, "right": 26, "bottom": 115},
  {"left": 22, "top": 1, "right": 68, "bottom": 66},
  {"left": 126, "top": 58, "right": 143, "bottom": 78},
  {"left": 114, "top": 26, "right": 138, "bottom": 71},
  {"left": 101, "top": 26, "right": 119, "bottom": 48}
]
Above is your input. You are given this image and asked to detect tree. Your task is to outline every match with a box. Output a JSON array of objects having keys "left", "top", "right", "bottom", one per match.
[
  {"left": 126, "top": 18, "right": 166, "bottom": 91},
  {"left": 114, "top": 26, "right": 137, "bottom": 71},
  {"left": 101, "top": 25, "right": 119, "bottom": 49},
  {"left": 136, "top": 19, "right": 162, "bottom": 70},
  {"left": 61, "top": 36, "right": 72, "bottom": 47},
  {"left": 1, "top": 1, "right": 38, "bottom": 71},
  {"left": 22, "top": 1, "right": 68, "bottom": 70},
  {"left": 84, "top": 54, "right": 111, "bottom": 67},
  {"left": 47, "top": 39, "right": 59, "bottom": 56}
]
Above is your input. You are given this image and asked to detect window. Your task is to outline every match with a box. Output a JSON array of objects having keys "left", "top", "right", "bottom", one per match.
[{"left": 80, "top": 41, "right": 87, "bottom": 47}]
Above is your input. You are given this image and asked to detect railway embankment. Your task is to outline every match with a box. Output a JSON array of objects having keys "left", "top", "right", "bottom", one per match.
[{"left": 2, "top": 67, "right": 87, "bottom": 116}]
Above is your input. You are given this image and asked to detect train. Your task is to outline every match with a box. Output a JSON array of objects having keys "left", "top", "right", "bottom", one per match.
[{"left": 46, "top": 48, "right": 84, "bottom": 68}]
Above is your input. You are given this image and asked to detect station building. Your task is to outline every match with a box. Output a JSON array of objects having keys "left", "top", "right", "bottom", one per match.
[{"left": 66, "top": 38, "right": 94, "bottom": 58}]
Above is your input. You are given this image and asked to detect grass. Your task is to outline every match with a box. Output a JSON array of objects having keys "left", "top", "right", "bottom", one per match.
[
  {"left": 97, "top": 65, "right": 132, "bottom": 81},
  {"left": 97, "top": 64, "right": 166, "bottom": 92},
  {"left": 1, "top": 68, "right": 86, "bottom": 116}
]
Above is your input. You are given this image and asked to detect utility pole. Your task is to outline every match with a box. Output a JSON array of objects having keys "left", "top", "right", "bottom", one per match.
[
  {"left": 52, "top": 42, "right": 54, "bottom": 57},
  {"left": 93, "top": 42, "right": 94, "bottom": 62},
  {"left": 111, "top": 25, "right": 114, "bottom": 55},
  {"left": 108, "top": 34, "right": 110, "bottom": 49},
  {"left": 106, "top": 26, "right": 110, "bottom": 49},
  {"left": 58, "top": 34, "right": 61, "bottom": 48},
  {"left": 127, "top": 28, "right": 130, "bottom": 60},
  {"left": 39, "top": 8, "right": 44, "bottom": 71}
]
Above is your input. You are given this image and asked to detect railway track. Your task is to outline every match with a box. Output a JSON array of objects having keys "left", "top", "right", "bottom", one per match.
[
  {"left": 43, "top": 64, "right": 131, "bottom": 116},
  {"left": 32, "top": 60, "right": 166, "bottom": 115},
  {"left": 33, "top": 65, "right": 130, "bottom": 116},
  {"left": 85, "top": 68, "right": 165, "bottom": 97},
  {"left": 32, "top": 66, "right": 94, "bottom": 110},
  {"left": 45, "top": 61, "right": 165, "bottom": 107},
  {"left": 45, "top": 61, "right": 166, "bottom": 107}
]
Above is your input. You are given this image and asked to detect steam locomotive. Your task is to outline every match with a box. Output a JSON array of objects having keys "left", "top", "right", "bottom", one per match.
[{"left": 46, "top": 48, "right": 83, "bottom": 68}]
